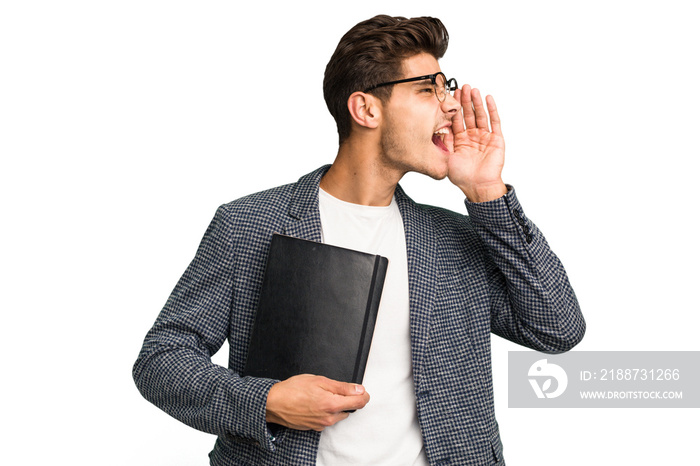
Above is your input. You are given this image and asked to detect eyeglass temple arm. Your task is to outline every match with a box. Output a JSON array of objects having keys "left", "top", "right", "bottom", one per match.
[{"left": 365, "top": 74, "right": 437, "bottom": 93}]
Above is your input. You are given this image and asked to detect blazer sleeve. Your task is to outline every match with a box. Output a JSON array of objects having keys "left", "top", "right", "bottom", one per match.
[
  {"left": 465, "top": 187, "right": 586, "bottom": 353},
  {"left": 132, "top": 205, "right": 279, "bottom": 451}
]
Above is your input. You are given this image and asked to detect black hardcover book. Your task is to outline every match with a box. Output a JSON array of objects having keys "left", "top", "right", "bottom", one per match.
[{"left": 243, "top": 234, "right": 388, "bottom": 384}]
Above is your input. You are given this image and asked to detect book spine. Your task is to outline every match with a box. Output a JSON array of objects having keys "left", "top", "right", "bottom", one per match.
[{"left": 352, "top": 255, "right": 389, "bottom": 383}]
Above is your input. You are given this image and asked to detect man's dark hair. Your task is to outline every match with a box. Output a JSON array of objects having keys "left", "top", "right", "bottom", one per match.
[{"left": 323, "top": 15, "right": 449, "bottom": 144}]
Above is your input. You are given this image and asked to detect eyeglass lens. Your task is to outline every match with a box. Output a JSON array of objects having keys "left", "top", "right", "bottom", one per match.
[
  {"left": 435, "top": 73, "right": 447, "bottom": 101},
  {"left": 435, "top": 74, "right": 459, "bottom": 102}
]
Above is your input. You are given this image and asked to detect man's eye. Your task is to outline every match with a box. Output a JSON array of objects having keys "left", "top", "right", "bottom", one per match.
[{"left": 420, "top": 88, "right": 434, "bottom": 93}]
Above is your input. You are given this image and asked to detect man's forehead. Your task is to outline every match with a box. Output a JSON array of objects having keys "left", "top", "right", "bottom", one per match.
[{"left": 400, "top": 53, "right": 442, "bottom": 77}]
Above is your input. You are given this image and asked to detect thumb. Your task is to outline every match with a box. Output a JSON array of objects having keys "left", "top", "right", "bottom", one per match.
[{"left": 320, "top": 378, "right": 366, "bottom": 396}]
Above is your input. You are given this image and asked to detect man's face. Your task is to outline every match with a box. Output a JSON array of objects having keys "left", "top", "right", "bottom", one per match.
[{"left": 378, "top": 53, "right": 460, "bottom": 180}]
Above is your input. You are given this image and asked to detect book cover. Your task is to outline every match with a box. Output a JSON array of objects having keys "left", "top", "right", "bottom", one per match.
[{"left": 243, "top": 234, "right": 388, "bottom": 384}]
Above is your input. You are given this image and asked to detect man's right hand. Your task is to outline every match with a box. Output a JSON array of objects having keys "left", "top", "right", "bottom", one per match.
[{"left": 265, "top": 374, "right": 370, "bottom": 431}]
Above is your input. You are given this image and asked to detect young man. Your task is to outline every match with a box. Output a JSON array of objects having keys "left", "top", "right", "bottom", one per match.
[{"left": 133, "top": 15, "right": 585, "bottom": 465}]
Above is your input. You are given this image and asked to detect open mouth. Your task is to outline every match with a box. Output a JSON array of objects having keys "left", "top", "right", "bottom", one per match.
[{"left": 432, "top": 127, "right": 449, "bottom": 152}]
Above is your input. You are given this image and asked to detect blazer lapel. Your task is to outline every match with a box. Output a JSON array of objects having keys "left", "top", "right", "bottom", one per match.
[
  {"left": 394, "top": 185, "right": 437, "bottom": 392},
  {"left": 280, "top": 166, "right": 329, "bottom": 242}
]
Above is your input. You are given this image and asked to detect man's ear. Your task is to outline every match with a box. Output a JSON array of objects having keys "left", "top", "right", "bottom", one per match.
[{"left": 347, "top": 92, "right": 381, "bottom": 130}]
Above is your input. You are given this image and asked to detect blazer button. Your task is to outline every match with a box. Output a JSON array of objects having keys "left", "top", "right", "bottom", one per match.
[{"left": 526, "top": 234, "right": 533, "bottom": 243}]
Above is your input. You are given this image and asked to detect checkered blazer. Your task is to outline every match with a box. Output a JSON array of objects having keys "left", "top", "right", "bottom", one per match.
[{"left": 133, "top": 165, "right": 585, "bottom": 465}]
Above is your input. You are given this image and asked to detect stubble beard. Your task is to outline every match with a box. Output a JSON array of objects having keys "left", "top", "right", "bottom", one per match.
[{"left": 379, "top": 119, "right": 449, "bottom": 181}]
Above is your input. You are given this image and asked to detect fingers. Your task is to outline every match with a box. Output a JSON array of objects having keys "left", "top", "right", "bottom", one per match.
[
  {"left": 320, "top": 377, "right": 370, "bottom": 412},
  {"left": 471, "top": 88, "right": 489, "bottom": 129},
  {"left": 265, "top": 375, "right": 370, "bottom": 431},
  {"left": 459, "top": 85, "right": 501, "bottom": 134},
  {"left": 320, "top": 378, "right": 365, "bottom": 396},
  {"left": 485, "top": 94, "right": 502, "bottom": 136},
  {"left": 459, "top": 84, "right": 475, "bottom": 131}
]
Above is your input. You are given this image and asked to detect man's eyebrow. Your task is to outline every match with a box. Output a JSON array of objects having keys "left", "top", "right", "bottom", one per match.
[{"left": 410, "top": 79, "right": 433, "bottom": 86}]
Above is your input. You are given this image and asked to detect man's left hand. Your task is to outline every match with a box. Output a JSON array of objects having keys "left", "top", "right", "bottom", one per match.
[{"left": 447, "top": 85, "right": 508, "bottom": 203}]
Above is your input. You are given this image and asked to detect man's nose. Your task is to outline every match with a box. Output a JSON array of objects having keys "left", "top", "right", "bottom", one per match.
[{"left": 441, "top": 93, "right": 460, "bottom": 117}]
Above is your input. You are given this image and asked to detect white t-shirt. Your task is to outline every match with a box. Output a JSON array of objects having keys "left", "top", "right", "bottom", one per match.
[{"left": 316, "top": 188, "right": 428, "bottom": 466}]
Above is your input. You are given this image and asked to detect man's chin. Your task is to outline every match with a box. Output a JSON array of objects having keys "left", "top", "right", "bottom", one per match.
[{"left": 415, "top": 165, "right": 449, "bottom": 181}]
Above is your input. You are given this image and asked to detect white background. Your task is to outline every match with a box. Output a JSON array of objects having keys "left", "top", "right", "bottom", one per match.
[{"left": 2, "top": 1, "right": 698, "bottom": 464}]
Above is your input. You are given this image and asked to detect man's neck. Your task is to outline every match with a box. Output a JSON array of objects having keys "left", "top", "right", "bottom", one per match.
[{"left": 319, "top": 139, "right": 402, "bottom": 207}]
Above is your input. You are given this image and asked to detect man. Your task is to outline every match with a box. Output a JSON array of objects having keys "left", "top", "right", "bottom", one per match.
[{"left": 133, "top": 14, "right": 585, "bottom": 465}]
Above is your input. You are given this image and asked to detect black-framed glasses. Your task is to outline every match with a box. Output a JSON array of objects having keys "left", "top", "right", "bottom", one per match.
[{"left": 364, "top": 72, "right": 458, "bottom": 102}]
